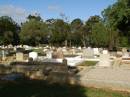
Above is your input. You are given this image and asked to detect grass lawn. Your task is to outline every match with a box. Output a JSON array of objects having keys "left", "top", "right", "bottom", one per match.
[
  {"left": 32, "top": 49, "right": 46, "bottom": 56},
  {"left": 32, "top": 48, "right": 43, "bottom": 53},
  {"left": 79, "top": 61, "right": 98, "bottom": 66},
  {"left": 0, "top": 80, "right": 129, "bottom": 97}
]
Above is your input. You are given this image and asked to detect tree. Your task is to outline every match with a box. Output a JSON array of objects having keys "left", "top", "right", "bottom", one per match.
[
  {"left": 85, "top": 15, "right": 103, "bottom": 46},
  {"left": 0, "top": 16, "right": 20, "bottom": 45},
  {"left": 20, "top": 16, "right": 48, "bottom": 46},
  {"left": 102, "top": 0, "right": 130, "bottom": 46},
  {"left": 91, "top": 22, "right": 109, "bottom": 47},
  {"left": 49, "top": 19, "right": 70, "bottom": 46},
  {"left": 27, "top": 14, "right": 42, "bottom": 21},
  {"left": 70, "top": 18, "right": 83, "bottom": 46}
]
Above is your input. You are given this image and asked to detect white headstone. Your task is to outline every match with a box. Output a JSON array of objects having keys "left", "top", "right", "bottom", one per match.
[
  {"left": 122, "top": 48, "right": 129, "bottom": 58},
  {"left": 78, "top": 47, "right": 82, "bottom": 50},
  {"left": 122, "top": 52, "right": 129, "bottom": 58},
  {"left": 2, "top": 50, "right": 5, "bottom": 61},
  {"left": 82, "top": 47, "right": 94, "bottom": 58},
  {"left": 29, "top": 52, "right": 38, "bottom": 60},
  {"left": 98, "top": 53, "right": 111, "bottom": 67},
  {"left": 43, "top": 48, "right": 48, "bottom": 52},
  {"left": 72, "top": 48, "right": 76, "bottom": 55},
  {"left": 13, "top": 47, "right": 17, "bottom": 51},
  {"left": 103, "top": 50, "right": 108, "bottom": 54},
  {"left": 46, "top": 51, "right": 52, "bottom": 59},
  {"left": 62, "top": 48, "right": 67, "bottom": 52},
  {"left": 93, "top": 48, "right": 99, "bottom": 55}
]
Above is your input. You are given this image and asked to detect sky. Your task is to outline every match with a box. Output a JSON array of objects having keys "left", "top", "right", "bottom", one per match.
[{"left": 0, "top": 0, "right": 117, "bottom": 23}]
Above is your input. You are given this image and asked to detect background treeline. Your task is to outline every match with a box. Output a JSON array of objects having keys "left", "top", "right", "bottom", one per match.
[{"left": 0, "top": 0, "right": 130, "bottom": 50}]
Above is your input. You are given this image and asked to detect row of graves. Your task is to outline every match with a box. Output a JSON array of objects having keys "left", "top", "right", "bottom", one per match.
[
  {"left": 0, "top": 45, "right": 130, "bottom": 83},
  {"left": 0, "top": 46, "right": 70, "bottom": 83}
]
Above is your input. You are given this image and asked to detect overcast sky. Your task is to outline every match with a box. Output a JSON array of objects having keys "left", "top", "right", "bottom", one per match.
[{"left": 0, "top": 0, "right": 117, "bottom": 23}]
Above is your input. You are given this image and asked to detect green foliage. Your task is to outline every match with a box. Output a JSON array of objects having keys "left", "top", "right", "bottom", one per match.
[
  {"left": 49, "top": 19, "right": 70, "bottom": 46},
  {"left": 84, "top": 15, "right": 103, "bottom": 46},
  {"left": 20, "top": 18, "right": 48, "bottom": 46},
  {"left": 102, "top": 0, "right": 130, "bottom": 38},
  {"left": 69, "top": 18, "right": 83, "bottom": 46},
  {"left": 1, "top": 0, "right": 130, "bottom": 48},
  {"left": 79, "top": 61, "right": 98, "bottom": 66},
  {"left": 27, "top": 14, "right": 42, "bottom": 21},
  {"left": 91, "top": 22, "right": 109, "bottom": 47},
  {"left": 0, "top": 16, "right": 20, "bottom": 45},
  {"left": 119, "top": 36, "right": 129, "bottom": 47}
]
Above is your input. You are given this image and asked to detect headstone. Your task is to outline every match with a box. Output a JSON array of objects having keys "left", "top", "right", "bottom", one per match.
[
  {"left": 99, "top": 48, "right": 103, "bottom": 54},
  {"left": 43, "top": 48, "right": 48, "bottom": 52},
  {"left": 8, "top": 44, "right": 13, "bottom": 48},
  {"left": 52, "top": 49, "right": 57, "bottom": 58},
  {"left": 13, "top": 47, "right": 17, "bottom": 51},
  {"left": 16, "top": 52, "right": 24, "bottom": 61},
  {"left": 122, "top": 48, "right": 129, "bottom": 58},
  {"left": 71, "top": 48, "right": 76, "bottom": 55},
  {"left": 78, "top": 46, "right": 82, "bottom": 50},
  {"left": 29, "top": 52, "right": 38, "bottom": 60},
  {"left": 113, "top": 57, "right": 122, "bottom": 68},
  {"left": 98, "top": 53, "right": 111, "bottom": 67},
  {"left": 93, "top": 48, "right": 99, "bottom": 55},
  {"left": 2, "top": 50, "right": 6, "bottom": 61},
  {"left": 122, "top": 48, "right": 127, "bottom": 53},
  {"left": 102, "top": 50, "right": 108, "bottom": 54},
  {"left": 62, "top": 47, "right": 67, "bottom": 52},
  {"left": 82, "top": 47, "right": 94, "bottom": 58},
  {"left": 116, "top": 51, "right": 123, "bottom": 57},
  {"left": 56, "top": 48, "right": 64, "bottom": 59},
  {"left": 46, "top": 51, "right": 52, "bottom": 59},
  {"left": 63, "top": 59, "right": 67, "bottom": 66}
]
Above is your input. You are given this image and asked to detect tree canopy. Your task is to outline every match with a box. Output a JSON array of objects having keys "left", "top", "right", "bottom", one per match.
[
  {"left": 0, "top": 16, "right": 20, "bottom": 45},
  {"left": 0, "top": 0, "right": 130, "bottom": 49}
]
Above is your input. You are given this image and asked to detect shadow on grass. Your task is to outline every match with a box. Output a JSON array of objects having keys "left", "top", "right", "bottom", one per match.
[{"left": 0, "top": 80, "right": 87, "bottom": 97}]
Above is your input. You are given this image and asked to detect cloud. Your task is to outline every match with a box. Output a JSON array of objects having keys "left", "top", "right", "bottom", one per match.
[
  {"left": 0, "top": 5, "right": 27, "bottom": 23},
  {"left": 48, "top": 5, "right": 60, "bottom": 12},
  {"left": 0, "top": 5, "right": 26, "bottom": 17},
  {"left": 48, "top": 5, "right": 69, "bottom": 21}
]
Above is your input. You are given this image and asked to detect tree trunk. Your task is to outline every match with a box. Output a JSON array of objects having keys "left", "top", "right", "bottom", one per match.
[{"left": 81, "top": 39, "right": 86, "bottom": 47}]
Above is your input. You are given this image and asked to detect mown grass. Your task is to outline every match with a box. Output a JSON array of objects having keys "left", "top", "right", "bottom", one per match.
[
  {"left": 79, "top": 61, "right": 98, "bottom": 66},
  {"left": 0, "top": 80, "right": 129, "bottom": 97}
]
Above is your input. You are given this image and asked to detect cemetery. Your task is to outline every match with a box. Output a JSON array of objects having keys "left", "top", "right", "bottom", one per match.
[
  {"left": 0, "top": 45, "right": 130, "bottom": 92},
  {"left": 1, "top": 0, "right": 130, "bottom": 97}
]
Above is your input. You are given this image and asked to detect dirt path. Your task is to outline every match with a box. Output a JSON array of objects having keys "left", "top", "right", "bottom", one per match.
[{"left": 76, "top": 67, "right": 130, "bottom": 92}]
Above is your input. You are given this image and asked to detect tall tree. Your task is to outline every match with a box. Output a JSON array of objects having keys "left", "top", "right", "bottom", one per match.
[
  {"left": 85, "top": 15, "right": 102, "bottom": 46},
  {"left": 70, "top": 18, "right": 83, "bottom": 46},
  {"left": 0, "top": 16, "right": 20, "bottom": 45},
  {"left": 27, "top": 14, "right": 42, "bottom": 21},
  {"left": 102, "top": 0, "right": 130, "bottom": 46},
  {"left": 49, "top": 19, "right": 70, "bottom": 46},
  {"left": 20, "top": 15, "right": 48, "bottom": 46},
  {"left": 91, "top": 22, "right": 109, "bottom": 47}
]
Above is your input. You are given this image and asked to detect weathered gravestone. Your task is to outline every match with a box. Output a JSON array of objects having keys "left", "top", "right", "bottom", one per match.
[
  {"left": 53, "top": 48, "right": 64, "bottom": 59},
  {"left": 46, "top": 51, "right": 53, "bottom": 59},
  {"left": 122, "top": 48, "right": 129, "bottom": 58},
  {"left": 29, "top": 52, "right": 38, "bottom": 60},
  {"left": 93, "top": 48, "right": 100, "bottom": 56},
  {"left": 2, "top": 50, "right": 6, "bottom": 61},
  {"left": 16, "top": 52, "right": 24, "bottom": 61},
  {"left": 82, "top": 47, "right": 94, "bottom": 58},
  {"left": 98, "top": 50, "right": 111, "bottom": 67},
  {"left": 56, "top": 48, "right": 64, "bottom": 59},
  {"left": 46, "top": 59, "right": 68, "bottom": 83}
]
